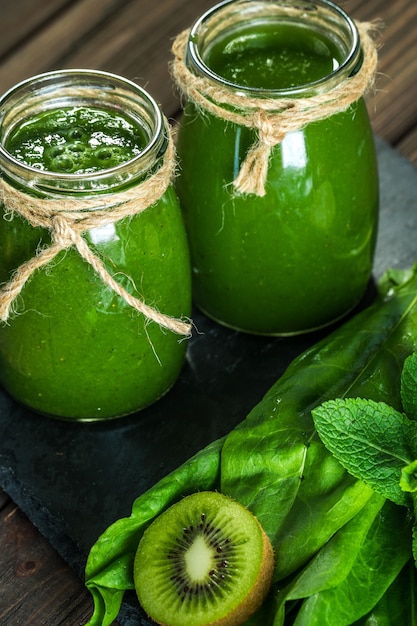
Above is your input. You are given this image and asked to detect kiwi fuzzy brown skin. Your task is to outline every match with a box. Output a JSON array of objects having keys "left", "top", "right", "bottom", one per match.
[{"left": 133, "top": 491, "right": 275, "bottom": 626}]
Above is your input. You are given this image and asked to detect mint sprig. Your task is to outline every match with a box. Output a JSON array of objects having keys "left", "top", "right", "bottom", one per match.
[
  {"left": 312, "top": 351, "right": 417, "bottom": 566},
  {"left": 312, "top": 397, "right": 416, "bottom": 506}
]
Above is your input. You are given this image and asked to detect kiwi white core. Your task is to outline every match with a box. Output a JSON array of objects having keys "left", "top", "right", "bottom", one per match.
[{"left": 185, "top": 534, "right": 214, "bottom": 581}]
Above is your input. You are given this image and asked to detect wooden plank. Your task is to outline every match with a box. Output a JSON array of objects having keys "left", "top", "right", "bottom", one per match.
[
  {"left": 398, "top": 125, "right": 417, "bottom": 166},
  {"left": 347, "top": 0, "right": 417, "bottom": 149},
  {"left": 0, "top": 0, "right": 128, "bottom": 94},
  {"left": 0, "top": 0, "right": 72, "bottom": 59},
  {"left": 0, "top": 498, "right": 95, "bottom": 625},
  {"left": 365, "top": 1, "right": 417, "bottom": 145}
]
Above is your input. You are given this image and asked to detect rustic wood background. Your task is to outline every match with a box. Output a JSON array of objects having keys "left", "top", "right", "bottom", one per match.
[{"left": 0, "top": 0, "right": 416, "bottom": 624}]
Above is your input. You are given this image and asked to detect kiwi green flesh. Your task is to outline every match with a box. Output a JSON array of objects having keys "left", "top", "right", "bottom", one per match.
[{"left": 134, "top": 491, "right": 274, "bottom": 626}]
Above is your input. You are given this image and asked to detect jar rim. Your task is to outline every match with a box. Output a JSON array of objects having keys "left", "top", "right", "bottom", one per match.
[
  {"left": 186, "top": 0, "right": 361, "bottom": 97},
  {"left": 0, "top": 69, "right": 167, "bottom": 192}
]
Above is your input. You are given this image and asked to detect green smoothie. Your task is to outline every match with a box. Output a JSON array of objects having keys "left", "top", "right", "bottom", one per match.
[
  {"left": 204, "top": 23, "right": 341, "bottom": 89},
  {"left": 175, "top": 11, "right": 379, "bottom": 335},
  {"left": 6, "top": 106, "right": 147, "bottom": 173},
  {"left": 0, "top": 81, "right": 191, "bottom": 420}
]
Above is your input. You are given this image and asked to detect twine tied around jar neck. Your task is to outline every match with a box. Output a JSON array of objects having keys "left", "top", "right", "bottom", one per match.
[
  {"left": 171, "top": 21, "right": 380, "bottom": 197},
  {"left": 0, "top": 135, "right": 192, "bottom": 337}
]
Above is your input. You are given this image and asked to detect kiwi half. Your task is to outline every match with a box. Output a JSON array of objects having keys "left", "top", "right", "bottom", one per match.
[{"left": 133, "top": 491, "right": 274, "bottom": 626}]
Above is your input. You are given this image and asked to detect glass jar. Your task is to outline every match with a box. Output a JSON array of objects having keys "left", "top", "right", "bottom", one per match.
[
  {"left": 173, "top": 0, "right": 379, "bottom": 335},
  {"left": 0, "top": 70, "right": 192, "bottom": 421}
]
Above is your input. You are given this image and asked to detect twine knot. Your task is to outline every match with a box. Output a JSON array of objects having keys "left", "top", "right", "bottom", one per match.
[
  {"left": 255, "top": 110, "right": 287, "bottom": 147},
  {"left": 234, "top": 110, "right": 288, "bottom": 196},
  {"left": 171, "top": 20, "right": 380, "bottom": 196},
  {"left": 52, "top": 214, "right": 78, "bottom": 247},
  {"left": 0, "top": 134, "right": 192, "bottom": 337}
]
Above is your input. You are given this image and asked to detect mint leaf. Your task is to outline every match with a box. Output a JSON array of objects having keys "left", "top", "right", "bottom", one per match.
[
  {"left": 312, "top": 398, "right": 417, "bottom": 506},
  {"left": 401, "top": 352, "right": 417, "bottom": 420}
]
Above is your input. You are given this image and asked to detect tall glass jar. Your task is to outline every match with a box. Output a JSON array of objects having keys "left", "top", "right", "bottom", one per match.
[
  {"left": 0, "top": 70, "right": 191, "bottom": 421},
  {"left": 173, "top": 0, "right": 379, "bottom": 335}
]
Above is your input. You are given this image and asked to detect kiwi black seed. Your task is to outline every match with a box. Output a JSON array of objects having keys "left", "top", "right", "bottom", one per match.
[{"left": 133, "top": 491, "right": 274, "bottom": 626}]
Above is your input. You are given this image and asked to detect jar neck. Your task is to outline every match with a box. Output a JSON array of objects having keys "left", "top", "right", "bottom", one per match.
[
  {"left": 186, "top": 0, "right": 362, "bottom": 99},
  {"left": 0, "top": 69, "right": 168, "bottom": 196}
]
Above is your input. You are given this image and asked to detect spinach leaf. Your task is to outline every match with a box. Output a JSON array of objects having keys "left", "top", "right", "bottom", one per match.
[
  {"left": 221, "top": 416, "right": 374, "bottom": 580},
  {"left": 288, "top": 501, "right": 412, "bottom": 626},
  {"left": 274, "top": 493, "right": 385, "bottom": 604},
  {"left": 352, "top": 561, "right": 417, "bottom": 625},
  {"left": 267, "top": 493, "right": 386, "bottom": 625}
]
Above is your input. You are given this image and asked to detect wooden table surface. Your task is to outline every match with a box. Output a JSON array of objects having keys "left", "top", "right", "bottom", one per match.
[{"left": 0, "top": 0, "right": 416, "bottom": 624}]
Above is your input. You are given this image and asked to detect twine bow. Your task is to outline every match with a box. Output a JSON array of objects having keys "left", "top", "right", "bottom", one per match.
[
  {"left": 171, "top": 20, "right": 379, "bottom": 197},
  {"left": 0, "top": 135, "right": 192, "bottom": 336}
]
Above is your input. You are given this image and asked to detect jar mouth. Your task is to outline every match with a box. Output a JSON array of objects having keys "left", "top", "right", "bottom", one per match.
[
  {"left": 0, "top": 69, "right": 167, "bottom": 193},
  {"left": 186, "top": 0, "right": 361, "bottom": 97}
]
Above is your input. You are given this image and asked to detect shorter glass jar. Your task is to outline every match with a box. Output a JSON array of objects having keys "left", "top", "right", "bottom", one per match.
[
  {"left": 0, "top": 70, "right": 191, "bottom": 421},
  {"left": 174, "top": 0, "right": 379, "bottom": 336}
]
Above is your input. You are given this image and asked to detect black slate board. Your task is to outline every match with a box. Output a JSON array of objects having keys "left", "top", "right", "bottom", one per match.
[{"left": 0, "top": 136, "right": 416, "bottom": 625}]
